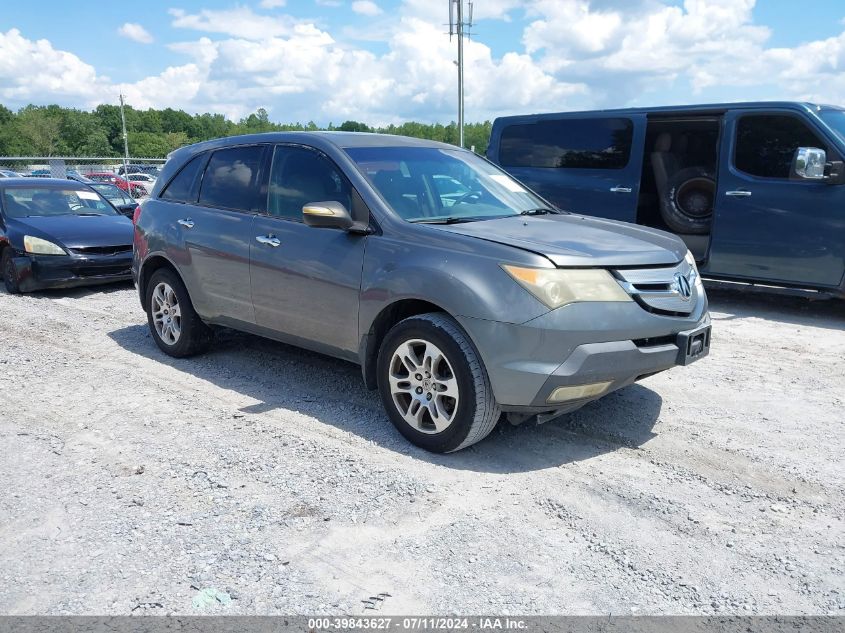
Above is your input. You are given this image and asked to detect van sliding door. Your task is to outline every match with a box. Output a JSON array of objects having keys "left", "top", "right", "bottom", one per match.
[{"left": 491, "top": 113, "right": 646, "bottom": 223}]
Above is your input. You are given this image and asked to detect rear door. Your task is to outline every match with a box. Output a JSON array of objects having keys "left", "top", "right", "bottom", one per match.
[
  {"left": 165, "top": 144, "right": 268, "bottom": 324},
  {"left": 249, "top": 144, "right": 367, "bottom": 358},
  {"left": 706, "top": 110, "right": 845, "bottom": 287},
  {"left": 490, "top": 113, "right": 646, "bottom": 222}
]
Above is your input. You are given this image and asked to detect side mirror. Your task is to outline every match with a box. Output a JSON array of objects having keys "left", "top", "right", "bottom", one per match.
[
  {"left": 302, "top": 201, "right": 355, "bottom": 231},
  {"left": 791, "top": 147, "right": 826, "bottom": 180}
]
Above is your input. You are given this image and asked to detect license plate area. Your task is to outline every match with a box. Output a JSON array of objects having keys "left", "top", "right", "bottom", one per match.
[{"left": 676, "top": 325, "right": 711, "bottom": 365}]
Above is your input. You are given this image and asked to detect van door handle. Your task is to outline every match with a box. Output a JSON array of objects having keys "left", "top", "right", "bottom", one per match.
[
  {"left": 255, "top": 235, "right": 281, "bottom": 247},
  {"left": 609, "top": 186, "right": 632, "bottom": 193},
  {"left": 177, "top": 218, "right": 194, "bottom": 228},
  {"left": 725, "top": 190, "right": 752, "bottom": 197}
]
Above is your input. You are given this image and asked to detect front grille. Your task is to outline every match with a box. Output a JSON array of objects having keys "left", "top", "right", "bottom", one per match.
[
  {"left": 614, "top": 260, "right": 698, "bottom": 316},
  {"left": 70, "top": 245, "right": 132, "bottom": 256},
  {"left": 74, "top": 265, "right": 131, "bottom": 278}
]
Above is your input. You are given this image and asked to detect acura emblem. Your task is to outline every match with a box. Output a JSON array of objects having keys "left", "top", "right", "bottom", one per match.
[{"left": 673, "top": 272, "right": 692, "bottom": 300}]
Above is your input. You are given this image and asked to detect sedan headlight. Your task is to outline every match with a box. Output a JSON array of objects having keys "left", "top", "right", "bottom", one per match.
[
  {"left": 24, "top": 235, "right": 67, "bottom": 256},
  {"left": 502, "top": 265, "right": 631, "bottom": 309}
]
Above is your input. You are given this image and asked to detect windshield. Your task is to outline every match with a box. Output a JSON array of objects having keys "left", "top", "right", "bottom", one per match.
[
  {"left": 2, "top": 187, "right": 118, "bottom": 218},
  {"left": 90, "top": 183, "right": 134, "bottom": 206},
  {"left": 819, "top": 109, "right": 845, "bottom": 145},
  {"left": 345, "top": 146, "right": 554, "bottom": 223}
]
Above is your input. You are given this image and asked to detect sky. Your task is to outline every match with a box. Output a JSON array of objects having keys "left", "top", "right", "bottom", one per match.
[{"left": 2, "top": 0, "right": 845, "bottom": 126}]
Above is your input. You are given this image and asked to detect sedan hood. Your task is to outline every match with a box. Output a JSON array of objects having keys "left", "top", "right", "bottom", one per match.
[
  {"left": 12, "top": 214, "right": 134, "bottom": 249},
  {"left": 433, "top": 214, "right": 687, "bottom": 267}
]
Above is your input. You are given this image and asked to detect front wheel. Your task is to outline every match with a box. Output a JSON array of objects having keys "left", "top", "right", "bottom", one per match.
[
  {"left": 377, "top": 313, "right": 500, "bottom": 453},
  {"left": 145, "top": 268, "right": 211, "bottom": 357},
  {"left": 2, "top": 250, "right": 21, "bottom": 294}
]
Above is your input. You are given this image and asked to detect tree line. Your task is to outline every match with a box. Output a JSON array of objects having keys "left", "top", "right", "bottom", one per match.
[{"left": 0, "top": 104, "right": 494, "bottom": 158}]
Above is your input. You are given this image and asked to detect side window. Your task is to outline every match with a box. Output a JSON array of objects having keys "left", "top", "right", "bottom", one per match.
[
  {"left": 198, "top": 146, "right": 264, "bottom": 212},
  {"left": 499, "top": 118, "right": 633, "bottom": 169},
  {"left": 161, "top": 154, "right": 205, "bottom": 203},
  {"left": 735, "top": 115, "right": 829, "bottom": 179},
  {"left": 267, "top": 146, "right": 352, "bottom": 220}
]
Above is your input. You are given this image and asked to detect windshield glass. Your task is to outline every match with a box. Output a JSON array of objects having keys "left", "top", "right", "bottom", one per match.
[
  {"left": 2, "top": 187, "right": 118, "bottom": 218},
  {"left": 344, "top": 146, "right": 554, "bottom": 222},
  {"left": 90, "top": 183, "right": 134, "bottom": 206},
  {"left": 819, "top": 109, "right": 845, "bottom": 145}
]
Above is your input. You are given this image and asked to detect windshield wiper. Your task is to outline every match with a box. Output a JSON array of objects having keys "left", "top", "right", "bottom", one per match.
[
  {"left": 408, "top": 216, "right": 479, "bottom": 225},
  {"left": 519, "top": 207, "right": 560, "bottom": 216}
]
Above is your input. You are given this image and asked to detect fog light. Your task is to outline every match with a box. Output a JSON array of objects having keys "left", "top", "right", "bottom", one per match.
[{"left": 547, "top": 381, "right": 612, "bottom": 403}]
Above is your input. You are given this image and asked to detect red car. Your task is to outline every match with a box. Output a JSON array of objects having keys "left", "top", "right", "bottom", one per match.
[{"left": 85, "top": 172, "right": 146, "bottom": 198}]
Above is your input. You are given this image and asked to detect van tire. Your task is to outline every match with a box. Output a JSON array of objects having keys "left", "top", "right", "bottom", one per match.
[
  {"left": 377, "top": 313, "right": 500, "bottom": 453},
  {"left": 661, "top": 167, "right": 715, "bottom": 235}
]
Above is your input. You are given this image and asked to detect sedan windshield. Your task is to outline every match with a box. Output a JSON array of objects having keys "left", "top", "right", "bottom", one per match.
[
  {"left": 2, "top": 187, "right": 118, "bottom": 218},
  {"left": 90, "top": 183, "right": 134, "bottom": 206},
  {"left": 345, "top": 146, "right": 556, "bottom": 223}
]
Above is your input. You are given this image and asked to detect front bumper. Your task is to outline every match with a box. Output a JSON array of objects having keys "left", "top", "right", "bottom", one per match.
[
  {"left": 12, "top": 252, "right": 133, "bottom": 292},
  {"left": 457, "top": 290, "right": 710, "bottom": 413}
]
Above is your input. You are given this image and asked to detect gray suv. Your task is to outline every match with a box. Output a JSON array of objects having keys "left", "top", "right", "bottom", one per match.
[{"left": 133, "top": 133, "right": 710, "bottom": 453}]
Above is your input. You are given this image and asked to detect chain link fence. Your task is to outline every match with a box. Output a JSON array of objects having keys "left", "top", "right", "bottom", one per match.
[{"left": 0, "top": 157, "right": 168, "bottom": 198}]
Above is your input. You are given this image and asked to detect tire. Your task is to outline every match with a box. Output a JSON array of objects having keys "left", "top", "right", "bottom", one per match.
[
  {"left": 377, "top": 312, "right": 500, "bottom": 453},
  {"left": 2, "top": 249, "right": 21, "bottom": 294},
  {"left": 145, "top": 268, "right": 212, "bottom": 357},
  {"left": 661, "top": 166, "right": 716, "bottom": 235}
]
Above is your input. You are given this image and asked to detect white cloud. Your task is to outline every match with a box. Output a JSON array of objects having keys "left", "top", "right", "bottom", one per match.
[
  {"left": 351, "top": 1, "right": 383, "bottom": 17},
  {"left": 118, "top": 22, "right": 153, "bottom": 44},
  {"left": 5, "top": 2, "right": 845, "bottom": 126},
  {"left": 259, "top": 0, "right": 286, "bottom": 8}
]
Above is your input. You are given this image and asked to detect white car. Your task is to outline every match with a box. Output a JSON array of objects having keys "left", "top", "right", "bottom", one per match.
[{"left": 126, "top": 173, "right": 157, "bottom": 196}]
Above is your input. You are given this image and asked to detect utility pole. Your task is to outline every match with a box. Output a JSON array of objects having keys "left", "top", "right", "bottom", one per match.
[
  {"left": 119, "top": 93, "right": 130, "bottom": 184},
  {"left": 449, "top": 0, "right": 473, "bottom": 148}
]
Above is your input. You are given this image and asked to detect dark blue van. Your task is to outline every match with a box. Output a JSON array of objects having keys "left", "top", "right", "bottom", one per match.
[{"left": 488, "top": 102, "right": 845, "bottom": 298}]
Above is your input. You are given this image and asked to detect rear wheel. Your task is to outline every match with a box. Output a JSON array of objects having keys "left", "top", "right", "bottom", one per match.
[
  {"left": 145, "top": 268, "right": 211, "bottom": 357},
  {"left": 377, "top": 313, "right": 500, "bottom": 453},
  {"left": 2, "top": 249, "right": 21, "bottom": 294}
]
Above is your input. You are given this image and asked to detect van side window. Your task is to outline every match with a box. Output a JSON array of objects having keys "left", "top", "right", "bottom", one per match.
[
  {"left": 267, "top": 146, "right": 352, "bottom": 220},
  {"left": 161, "top": 154, "right": 205, "bottom": 202},
  {"left": 198, "top": 146, "right": 264, "bottom": 212},
  {"left": 499, "top": 118, "right": 633, "bottom": 169},
  {"left": 735, "top": 115, "right": 828, "bottom": 179}
]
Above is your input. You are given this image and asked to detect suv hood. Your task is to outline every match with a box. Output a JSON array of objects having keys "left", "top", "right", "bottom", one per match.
[{"left": 433, "top": 214, "right": 687, "bottom": 267}]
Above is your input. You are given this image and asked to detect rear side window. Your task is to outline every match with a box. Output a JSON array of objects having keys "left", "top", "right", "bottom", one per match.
[
  {"left": 499, "top": 118, "right": 633, "bottom": 169},
  {"left": 199, "top": 146, "right": 265, "bottom": 212},
  {"left": 161, "top": 154, "right": 205, "bottom": 203},
  {"left": 734, "top": 115, "right": 829, "bottom": 179}
]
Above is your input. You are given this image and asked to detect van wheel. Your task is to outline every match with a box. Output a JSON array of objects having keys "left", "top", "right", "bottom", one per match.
[
  {"left": 377, "top": 313, "right": 500, "bottom": 453},
  {"left": 661, "top": 167, "right": 715, "bottom": 235},
  {"left": 2, "top": 250, "right": 21, "bottom": 294},
  {"left": 145, "top": 268, "right": 211, "bottom": 357}
]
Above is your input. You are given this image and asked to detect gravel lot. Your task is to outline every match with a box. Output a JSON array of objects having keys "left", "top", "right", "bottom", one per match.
[{"left": 0, "top": 282, "right": 842, "bottom": 615}]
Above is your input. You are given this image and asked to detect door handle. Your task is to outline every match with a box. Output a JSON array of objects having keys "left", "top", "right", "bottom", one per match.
[
  {"left": 255, "top": 235, "right": 281, "bottom": 247},
  {"left": 725, "top": 190, "right": 752, "bottom": 197},
  {"left": 177, "top": 218, "right": 194, "bottom": 228},
  {"left": 609, "top": 186, "right": 633, "bottom": 193}
]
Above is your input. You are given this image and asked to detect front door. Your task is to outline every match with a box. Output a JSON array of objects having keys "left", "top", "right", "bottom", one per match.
[
  {"left": 494, "top": 113, "right": 646, "bottom": 223},
  {"left": 250, "top": 144, "right": 367, "bottom": 357},
  {"left": 706, "top": 110, "right": 845, "bottom": 288}
]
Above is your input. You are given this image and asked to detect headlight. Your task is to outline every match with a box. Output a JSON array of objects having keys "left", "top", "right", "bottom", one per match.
[
  {"left": 502, "top": 265, "right": 631, "bottom": 309},
  {"left": 24, "top": 235, "right": 67, "bottom": 256},
  {"left": 685, "top": 250, "right": 703, "bottom": 287}
]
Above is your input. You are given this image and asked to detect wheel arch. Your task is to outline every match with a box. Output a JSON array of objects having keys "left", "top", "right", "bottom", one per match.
[
  {"left": 359, "top": 297, "right": 454, "bottom": 390},
  {"left": 138, "top": 254, "right": 182, "bottom": 309}
]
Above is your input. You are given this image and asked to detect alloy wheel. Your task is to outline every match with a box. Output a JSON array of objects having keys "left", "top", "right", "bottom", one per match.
[
  {"left": 151, "top": 282, "right": 182, "bottom": 345},
  {"left": 388, "top": 338, "right": 460, "bottom": 434}
]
